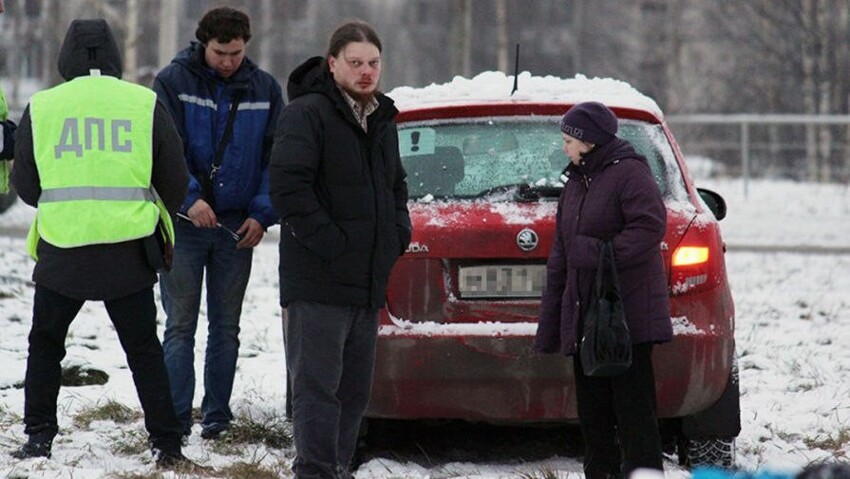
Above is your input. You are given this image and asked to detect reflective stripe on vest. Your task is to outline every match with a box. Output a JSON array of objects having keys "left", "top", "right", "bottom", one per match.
[
  {"left": 39, "top": 186, "right": 155, "bottom": 203},
  {"left": 28, "top": 75, "right": 163, "bottom": 254}
]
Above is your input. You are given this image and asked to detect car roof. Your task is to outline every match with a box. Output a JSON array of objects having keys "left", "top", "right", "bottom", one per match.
[
  {"left": 388, "top": 71, "right": 664, "bottom": 121},
  {"left": 393, "top": 102, "right": 662, "bottom": 124}
]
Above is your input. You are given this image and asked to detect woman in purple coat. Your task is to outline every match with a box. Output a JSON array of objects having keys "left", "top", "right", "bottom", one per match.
[{"left": 535, "top": 101, "right": 673, "bottom": 478}]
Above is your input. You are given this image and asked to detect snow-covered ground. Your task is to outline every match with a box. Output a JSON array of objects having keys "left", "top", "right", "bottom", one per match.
[
  {"left": 0, "top": 177, "right": 849, "bottom": 478},
  {"left": 696, "top": 177, "right": 850, "bottom": 250}
]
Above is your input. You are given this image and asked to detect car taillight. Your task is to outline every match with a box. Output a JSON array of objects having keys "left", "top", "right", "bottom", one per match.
[
  {"left": 669, "top": 226, "right": 724, "bottom": 296},
  {"left": 672, "top": 246, "right": 709, "bottom": 267}
]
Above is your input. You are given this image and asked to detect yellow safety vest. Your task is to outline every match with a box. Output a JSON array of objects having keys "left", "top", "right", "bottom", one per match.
[{"left": 26, "top": 74, "right": 174, "bottom": 258}]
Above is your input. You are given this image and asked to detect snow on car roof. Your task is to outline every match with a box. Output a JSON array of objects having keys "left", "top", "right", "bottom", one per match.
[{"left": 388, "top": 71, "right": 663, "bottom": 118}]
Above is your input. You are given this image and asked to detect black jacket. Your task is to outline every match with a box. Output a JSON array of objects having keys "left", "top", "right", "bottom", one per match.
[
  {"left": 269, "top": 56, "right": 411, "bottom": 309},
  {"left": 11, "top": 19, "right": 188, "bottom": 301}
]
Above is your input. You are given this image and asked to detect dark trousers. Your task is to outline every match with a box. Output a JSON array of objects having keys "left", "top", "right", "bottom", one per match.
[
  {"left": 285, "top": 300, "right": 379, "bottom": 479},
  {"left": 23, "top": 285, "right": 182, "bottom": 451},
  {"left": 574, "top": 343, "right": 664, "bottom": 479}
]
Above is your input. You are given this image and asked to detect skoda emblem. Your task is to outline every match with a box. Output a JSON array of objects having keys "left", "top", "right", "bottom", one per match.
[{"left": 516, "top": 228, "right": 539, "bottom": 252}]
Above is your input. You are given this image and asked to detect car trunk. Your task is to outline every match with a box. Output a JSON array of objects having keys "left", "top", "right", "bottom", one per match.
[{"left": 386, "top": 199, "right": 696, "bottom": 326}]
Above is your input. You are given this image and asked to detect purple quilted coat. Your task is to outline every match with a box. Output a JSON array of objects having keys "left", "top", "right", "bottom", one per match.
[{"left": 535, "top": 138, "right": 673, "bottom": 357}]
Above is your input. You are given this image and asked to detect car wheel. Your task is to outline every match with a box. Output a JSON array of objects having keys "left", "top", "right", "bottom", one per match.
[
  {"left": 678, "top": 353, "right": 741, "bottom": 468},
  {"left": 685, "top": 437, "right": 736, "bottom": 468}
]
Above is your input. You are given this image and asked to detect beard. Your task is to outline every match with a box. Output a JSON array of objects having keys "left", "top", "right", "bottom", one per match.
[{"left": 339, "top": 84, "right": 379, "bottom": 106}]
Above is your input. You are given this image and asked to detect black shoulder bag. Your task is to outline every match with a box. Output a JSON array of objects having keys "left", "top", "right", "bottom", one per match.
[
  {"left": 201, "top": 86, "right": 245, "bottom": 209},
  {"left": 142, "top": 187, "right": 174, "bottom": 273},
  {"left": 579, "top": 240, "right": 633, "bottom": 377}
]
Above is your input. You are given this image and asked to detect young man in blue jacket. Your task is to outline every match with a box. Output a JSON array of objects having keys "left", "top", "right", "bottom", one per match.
[{"left": 152, "top": 6, "right": 282, "bottom": 441}]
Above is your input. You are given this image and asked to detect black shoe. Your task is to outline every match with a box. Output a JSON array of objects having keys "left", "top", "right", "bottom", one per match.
[
  {"left": 154, "top": 449, "right": 211, "bottom": 473},
  {"left": 11, "top": 433, "right": 54, "bottom": 459},
  {"left": 200, "top": 426, "right": 229, "bottom": 440}
]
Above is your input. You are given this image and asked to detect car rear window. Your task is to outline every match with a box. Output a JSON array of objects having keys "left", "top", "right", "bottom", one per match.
[{"left": 398, "top": 117, "right": 690, "bottom": 203}]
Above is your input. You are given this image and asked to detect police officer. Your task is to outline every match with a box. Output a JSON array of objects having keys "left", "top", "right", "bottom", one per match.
[
  {"left": 0, "top": 0, "right": 17, "bottom": 194},
  {"left": 0, "top": 81, "right": 14, "bottom": 190},
  {"left": 10, "top": 19, "right": 198, "bottom": 470}
]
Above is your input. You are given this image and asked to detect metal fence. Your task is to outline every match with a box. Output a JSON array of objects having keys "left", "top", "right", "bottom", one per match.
[{"left": 666, "top": 114, "right": 850, "bottom": 195}]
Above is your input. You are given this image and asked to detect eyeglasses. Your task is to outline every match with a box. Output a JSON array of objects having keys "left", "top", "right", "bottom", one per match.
[{"left": 176, "top": 213, "right": 241, "bottom": 241}]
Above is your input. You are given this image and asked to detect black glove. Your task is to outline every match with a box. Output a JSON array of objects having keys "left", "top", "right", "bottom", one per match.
[{"left": 0, "top": 119, "right": 16, "bottom": 161}]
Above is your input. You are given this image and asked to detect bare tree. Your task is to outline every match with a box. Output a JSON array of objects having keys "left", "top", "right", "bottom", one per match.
[
  {"left": 839, "top": 3, "right": 850, "bottom": 180},
  {"left": 570, "top": 0, "right": 585, "bottom": 73},
  {"left": 797, "top": 0, "right": 841, "bottom": 180},
  {"left": 637, "top": 0, "right": 671, "bottom": 109},
  {"left": 3, "top": 0, "right": 24, "bottom": 110},
  {"left": 0, "top": 0, "right": 845, "bottom": 184},
  {"left": 257, "top": 0, "right": 277, "bottom": 70},
  {"left": 696, "top": 0, "right": 850, "bottom": 180},
  {"left": 41, "top": 0, "right": 63, "bottom": 87},
  {"left": 124, "top": 0, "right": 139, "bottom": 82},
  {"left": 157, "top": 0, "right": 182, "bottom": 70},
  {"left": 495, "top": 0, "right": 508, "bottom": 72},
  {"left": 450, "top": 0, "right": 472, "bottom": 77}
]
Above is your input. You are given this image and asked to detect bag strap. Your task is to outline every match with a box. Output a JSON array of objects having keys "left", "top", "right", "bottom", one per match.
[
  {"left": 594, "top": 241, "right": 608, "bottom": 297},
  {"left": 603, "top": 241, "right": 621, "bottom": 296},
  {"left": 201, "top": 86, "right": 245, "bottom": 208},
  {"left": 595, "top": 241, "right": 621, "bottom": 297}
]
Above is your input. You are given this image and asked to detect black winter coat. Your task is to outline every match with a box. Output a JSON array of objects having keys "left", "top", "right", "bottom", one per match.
[
  {"left": 12, "top": 102, "right": 187, "bottom": 301},
  {"left": 269, "top": 57, "right": 411, "bottom": 309},
  {"left": 535, "top": 138, "right": 673, "bottom": 356}
]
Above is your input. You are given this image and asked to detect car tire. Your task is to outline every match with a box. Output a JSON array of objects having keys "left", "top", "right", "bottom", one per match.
[
  {"left": 685, "top": 437, "right": 735, "bottom": 468},
  {"left": 678, "top": 354, "right": 741, "bottom": 468}
]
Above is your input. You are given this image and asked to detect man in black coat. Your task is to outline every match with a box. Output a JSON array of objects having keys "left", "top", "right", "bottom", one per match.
[
  {"left": 269, "top": 20, "right": 411, "bottom": 479},
  {"left": 10, "top": 19, "right": 200, "bottom": 470}
]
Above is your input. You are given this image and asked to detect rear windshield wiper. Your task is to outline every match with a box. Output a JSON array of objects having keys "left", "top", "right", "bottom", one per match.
[{"left": 470, "top": 183, "right": 562, "bottom": 201}]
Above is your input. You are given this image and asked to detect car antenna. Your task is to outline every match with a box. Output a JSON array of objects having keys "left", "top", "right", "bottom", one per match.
[{"left": 511, "top": 43, "right": 520, "bottom": 96}]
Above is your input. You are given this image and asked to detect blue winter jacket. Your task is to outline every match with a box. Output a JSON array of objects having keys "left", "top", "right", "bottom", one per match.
[{"left": 153, "top": 42, "right": 282, "bottom": 228}]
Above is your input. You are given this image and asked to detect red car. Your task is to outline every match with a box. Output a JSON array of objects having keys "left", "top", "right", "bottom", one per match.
[{"left": 368, "top": 73, "right": 739, "bottom": 467}]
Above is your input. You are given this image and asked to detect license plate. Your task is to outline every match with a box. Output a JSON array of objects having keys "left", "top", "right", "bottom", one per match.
[{"left": 458, "top": 264, "right": 546, "bottom": 298}]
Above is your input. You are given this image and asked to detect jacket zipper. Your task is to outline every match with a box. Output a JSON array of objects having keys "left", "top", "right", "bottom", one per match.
[{"left": 573, "top": 172, "right": 592, "bottom": 350}]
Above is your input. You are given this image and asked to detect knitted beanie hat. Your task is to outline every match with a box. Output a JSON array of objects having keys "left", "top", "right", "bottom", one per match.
[{"left": 559, "top": 101, "right": 618, "bottom": 146}]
